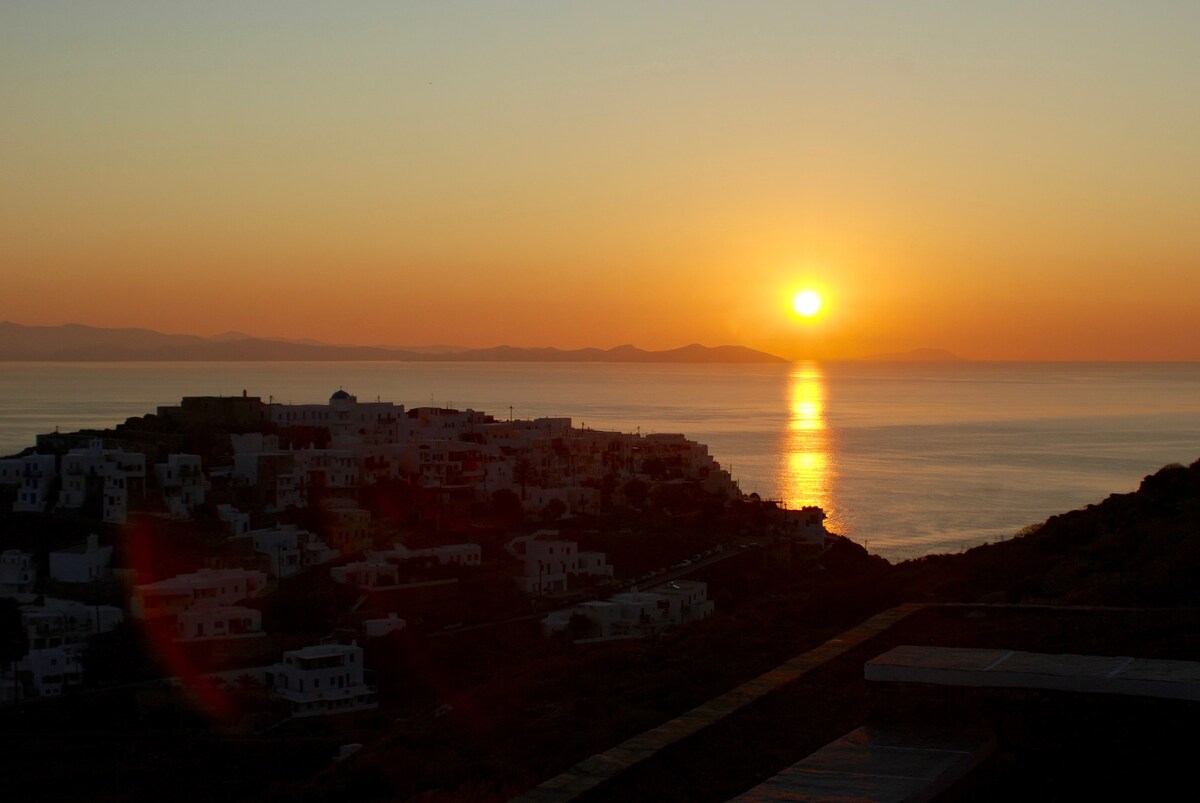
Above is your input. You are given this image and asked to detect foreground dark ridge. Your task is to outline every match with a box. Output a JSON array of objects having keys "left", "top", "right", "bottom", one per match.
[
  {"left": 513, "top": 601, "right": 1198, "bottom": 803},
  {"left": 0, "top": 322, "right": 787, "bottom": 363},
  {"left": 893, "top": 457, "right": 1200, "bottom": 606},
  {"left": 512, "top": 604, "right": 928, "bottom": 803},
  {"left": 3, "top": 422, "right": 1197, "bottom": 801}
]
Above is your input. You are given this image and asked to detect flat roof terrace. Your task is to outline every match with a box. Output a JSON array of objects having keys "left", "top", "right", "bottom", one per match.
[{"left": 866, "top": 645, "right": 1200, "bottom": 701}]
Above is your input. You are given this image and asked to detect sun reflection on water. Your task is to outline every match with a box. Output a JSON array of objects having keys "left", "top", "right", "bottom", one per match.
[{"left": 778, "top": 361, "right": 838, "bottom": 530}]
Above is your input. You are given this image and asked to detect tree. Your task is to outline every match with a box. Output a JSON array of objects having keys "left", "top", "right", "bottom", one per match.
[
  {"left": 514, "top": 458, "right": 536, "bottom": 501},
  {"left": 491, "top": 488, "right": 523, "bottom": 522},
  {"left": 624, "top": 478, "right": 649, "bottom": 510},
  {"left": 599, "top": 471, "right": 619, "bottom": 508},
  {"left": 641, "top": 457, "right": 667, "bottom": 481},
  {"left": 542, "top": 498, "right": 567, "bottom": 523}
]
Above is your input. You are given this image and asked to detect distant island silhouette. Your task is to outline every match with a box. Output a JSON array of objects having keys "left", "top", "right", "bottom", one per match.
[{"left": 0, "top": 321, "right": 787, "bottom": 363}]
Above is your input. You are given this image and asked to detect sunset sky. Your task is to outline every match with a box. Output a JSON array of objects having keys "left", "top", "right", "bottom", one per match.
[{"left": 3, "top": 2, "right": 1197, "bottom": 360}]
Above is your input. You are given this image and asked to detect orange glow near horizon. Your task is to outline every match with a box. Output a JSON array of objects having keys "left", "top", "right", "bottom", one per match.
[{"left": 2, "top": 6, "right": 1198, "bottom": 360}]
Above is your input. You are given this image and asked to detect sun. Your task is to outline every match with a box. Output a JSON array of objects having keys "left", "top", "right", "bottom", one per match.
[{"left": 792, "top": 290, "right": 822, "bottom": 318}]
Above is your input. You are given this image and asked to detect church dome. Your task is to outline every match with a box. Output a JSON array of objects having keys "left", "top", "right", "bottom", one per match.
[{"left": 330, "top": 389, "right": 353, "bottom": 402}]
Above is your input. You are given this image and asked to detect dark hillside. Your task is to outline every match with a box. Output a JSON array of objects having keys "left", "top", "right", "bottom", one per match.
[{"left": 895, "top": 459, "right": 1200, "bottom": 605}]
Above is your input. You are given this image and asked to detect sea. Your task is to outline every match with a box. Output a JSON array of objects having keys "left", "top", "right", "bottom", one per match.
[{"left": 1, "top": 360, "right": 1198, "bottom": 562}]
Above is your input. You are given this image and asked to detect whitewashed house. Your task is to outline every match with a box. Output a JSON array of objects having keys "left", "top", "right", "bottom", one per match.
[
  {"left": 509, "top": 533, "right": 613, "bottom": 595},
  {"left": 230, "top": 434, "right": 306, "bottom": 512},
  {"left": 217, "top": 504, "right": 251, "bottom": 536},
  {"left": 364, "top": 613, "right": 407, "bottom": 638},
  {"left": 155, "top": 454, "right": 207, "bottom": 518},
  {"left": 774, "top": 507, "right": 829, "bottom": 544},
  {"left": 58, "top": 440, "right": 145, "bottom": 524},
  {"left": 657, "top": 580, "right": 716, "bottom": 623},
  {"left": 131, "top": 568, "right": 266, "bottom": 619},
  {"left": 543, "top": 582, "right": 714, "bottom": 640},
  {"left": 175, "top": 602, "right": 263, "bottom": 641},
  {"left": 12, "top": 646, "right": 84, "bottom": 697},
  {"left": 325, "top": 503, "right": 372, "bottom": 555},
  {"left": 22, "top": 597, "right": 123, "bottom": 649},
  {"left": 331, "top": 560, "right": 399, "bottom": 589},
  {"left": 0, "top": 458, "right": 20, "bottom": 485},
  {"left": 270, "top": 642, "right": 377, "bottom": 717},
  {"left": 267, "top": 390, "right": 405, "bottom": 448},
  {"left": 0, "top": 550, "right": 36, "bottom": 597},
  {"left": 243, "top": 523, "right": 338, "bottom": 578},
  {"left": 371, "top": 543, "right": 482, "bottom": 568},
  {"left": 2, "top": 454, "right": 57, "bottom": 513},
  {"left": 48, "top": 534, "right": 112, "bottom": 583}
]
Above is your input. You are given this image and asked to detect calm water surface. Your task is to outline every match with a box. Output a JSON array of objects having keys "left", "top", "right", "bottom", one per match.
[{"left": 2, "top": 361, "right": 1198, "bottom": 561}]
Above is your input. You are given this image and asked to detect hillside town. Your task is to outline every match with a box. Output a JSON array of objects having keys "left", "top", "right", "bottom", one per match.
[{"left": 0, "top": 389, "right": 828, "bottom": 712}]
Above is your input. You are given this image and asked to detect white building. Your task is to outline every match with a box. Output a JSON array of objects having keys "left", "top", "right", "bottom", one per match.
[
  {"left": 12, "top": 646, "right": 85, "bottom": 697},
  {"left": 406, "top": 406, "right": 491, "bottom": 439},
  {"left": 521, "top": 485, "right": 601, "bottom": 517},
  {"left": 325, "top": 503, "right": 372, "bottom": 555},
  {"left": 230, "top": 434, "right": 306, "bottom": 512},
  {"left": 1, "top": 453, "right": 57, "bottom": 513},
  {"left": 658, "top": 580, "right": 716, "bottom": 623},
  {"left": 295, "top": 450, "right": 360, "bottom": 494},
  {"left": 58, "top": 440, "right": 146, "bottom": 524},
  {"left": 217, "top": 504, "right": 251, "bottom": 536},
  {"left": 155, "top": 453, "right": 207, "bottom": 518},
  {"left": 131, "top": 568, "right": 266, "bottom": 619},
  {"left": 175, "top": 602, "right": 263, "bottom": 641},
  {"left": 401, "top": 440, "right": 486, "bottom": 487},
  {"left": 371, "top": 543, "right": 482, "bottom": 568},
  {"left": 364, "top": 613, "right": 407, "bottom": 638},
  {"left": 0, "top": 458, "right": 20, "bottom": 485},
  {"left": 21, "top": 597, "right": 123, "bottom": 649},
  {"left": 509, "top": 533, "right": 613, "bottom": 595},
  {"left": 774, "top": 506, "right": 829, "bottom": 545},
  {"left": 243, "top": 523, "right": 338, "bottom": 578},
  {"left": 331, "top": 560, "right": 399, "bottom": 589},
  {"left": 0, "top": 550, "right": 36, "bottom": 597},
  {"left": 270, "top": 642, "right": 377, "bottom": 717},
  {"left": 48, "top": 534, "right": 112, "bottom": 583},
  {"left": 268, "top": 390, "right": 405, "bottom": 448},
  {"left": 543, "top": 581, "right": 713, "bottom": 640}
]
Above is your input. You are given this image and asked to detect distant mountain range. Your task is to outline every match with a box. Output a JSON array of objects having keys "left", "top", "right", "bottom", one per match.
[{"left": 0, "top": 322, "right": 788, "bottom": 364}]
